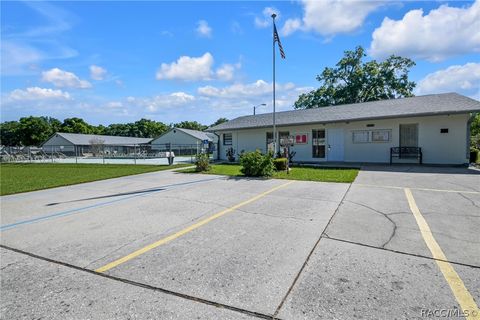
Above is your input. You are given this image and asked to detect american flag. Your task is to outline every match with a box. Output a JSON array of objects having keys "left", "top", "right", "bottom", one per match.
[{"left": 273, "top": 23, "right": 286, "bottom": 59}]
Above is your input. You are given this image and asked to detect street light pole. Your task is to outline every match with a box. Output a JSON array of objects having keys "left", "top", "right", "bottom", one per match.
[{"left": 253, "top": 103, "right": 266, "bottom": 115}]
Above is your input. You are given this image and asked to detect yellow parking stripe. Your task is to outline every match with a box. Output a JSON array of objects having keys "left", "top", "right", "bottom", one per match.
[
  {"left": 356, "top": 183, "right": 480, "bottom": 194},
  {"left": 95, "top": 181, "right": 294, "bottom": 273},
  {"left": 404, "top": 188, "right": 480, "bottom": 320}
]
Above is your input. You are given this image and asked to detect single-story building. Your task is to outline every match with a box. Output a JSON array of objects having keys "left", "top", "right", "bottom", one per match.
[
  {"left": 207, "top": 93, "right": 480, "bottom": 165},
  {"left": 42, "top": 132, "right": 153, "bottom": 156},
  {"left": 150, "top": 127, "right": 218, "bottom": 156}
]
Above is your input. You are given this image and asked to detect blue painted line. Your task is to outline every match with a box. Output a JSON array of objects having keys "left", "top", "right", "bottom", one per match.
[{"left": 0, "top": 177, "right": 222, "bottom": 232}]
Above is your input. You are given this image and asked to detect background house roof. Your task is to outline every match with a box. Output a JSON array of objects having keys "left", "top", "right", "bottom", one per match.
[
  {"left": 207, "top": 93, "right": 480, "bottom": 131},
  {"left": 172, "top": 128, "right": 217, "bottom": 142},
  {"left": 48, "top": 132, "right": 153, "bottom": 146}
]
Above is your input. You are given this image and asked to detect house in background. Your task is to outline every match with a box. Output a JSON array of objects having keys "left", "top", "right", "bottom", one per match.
[
  {"left": 150, "top": 127, "right": 218, "bottom": 157},
  {"left": 42, "top": 132, "right": 153, "bottom": 156},
  {"left": 207, "top": 93, "right": 480, "bottom": 165}
]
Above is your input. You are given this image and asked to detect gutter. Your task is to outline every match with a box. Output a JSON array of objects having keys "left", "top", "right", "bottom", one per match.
[{"left": 206, "top": 109, "right": 480, "bottom": 132}]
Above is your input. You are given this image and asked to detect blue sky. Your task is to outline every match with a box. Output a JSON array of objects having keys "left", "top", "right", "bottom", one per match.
[{"left": 1, "top": 1, "right": 479, "bottom": 126}]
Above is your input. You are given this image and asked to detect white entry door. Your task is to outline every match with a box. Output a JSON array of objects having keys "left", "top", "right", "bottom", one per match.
[{"left": 327, "top": 128, "right": 345, "bottom": 161}]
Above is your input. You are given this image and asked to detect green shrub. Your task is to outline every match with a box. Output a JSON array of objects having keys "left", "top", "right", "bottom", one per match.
[
  {"left": 274, "top": 158, "right": 288, "bottom": 171},
  {"left": 239, "top": 150, "right": 274, "bottom": 177},
  {"left": 195, "top": 153, "right": 210, "bottom": 172}
]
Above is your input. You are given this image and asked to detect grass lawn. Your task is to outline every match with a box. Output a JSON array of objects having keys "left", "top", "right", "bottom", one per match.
[
  {"left": 0, "top": 163, "right": 190, "bottom": 196},
  {"left": 178, "top": 164, "right": 359, "bottom": 183}
]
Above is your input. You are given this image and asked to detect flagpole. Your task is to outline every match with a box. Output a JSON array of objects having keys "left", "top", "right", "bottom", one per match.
[{"left": 272, "top": 13, "right": 277, "bottom": 156}]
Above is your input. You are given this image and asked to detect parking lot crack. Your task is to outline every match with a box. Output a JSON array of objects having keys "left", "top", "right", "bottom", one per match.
[
  {"left": 458, "top": 193, "right": 480, "bottom": 209},
  {"left": 345, "top": 200, "right": 398, "bottom": 249}
]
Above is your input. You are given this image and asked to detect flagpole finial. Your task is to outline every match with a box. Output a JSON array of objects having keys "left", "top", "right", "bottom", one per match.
[{"left": 271, "top": 13, "right": 277, "bottom": 19}]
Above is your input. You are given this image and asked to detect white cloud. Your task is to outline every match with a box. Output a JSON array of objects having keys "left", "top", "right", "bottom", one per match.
[
  {"left": 369, "top": 1, "right": 480, "bottom": 61},
  {"left": 89, "top": 65, "right": 107, "bottom": 80},
  {"left": 196, "top": 20, "right": 212, "bottom": 38},
  {"left": 255, "top": 7, "right": 280, "bottom": 28},
  {"left": 281, "top": 0, "right": 382, "bottom": 37},
  {"left": 105, "top": 101, "right": 123, "bottom": 108},
  {"left": 281, "top": 19, "right": 302, "bottom": 37},
  {"left": 156, "top": 53, "right": 214, "bottom": 81},
  {"left": 156, "top": 53, "right": 240, "bottom": 82},
  {"left": 197, "top": 80, "right": 312, "bottom": 114},
  {"left": 8, "top": 87, "right": 71, "bottom": 101},
  {"left": 42, "top": 68, "right": 92, "bottom": 88},
  {"left": 215, "top": 63, "right": 241, "bottom": 81},
  {"left": 127, "top": 92, "right": 195, "bottom": 112},
  {"left": 416, "top": 63, "right": 480, "bottom": 99}
]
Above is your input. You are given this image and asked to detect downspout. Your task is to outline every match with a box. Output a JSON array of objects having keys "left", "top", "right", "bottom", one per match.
[{"left": 213, "top": 132, "right": 220, "bottom": 161}]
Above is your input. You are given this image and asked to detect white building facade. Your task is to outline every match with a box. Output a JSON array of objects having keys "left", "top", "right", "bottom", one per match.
[{"left": 208, "top": 94, "right": 480, "bottom": 165}]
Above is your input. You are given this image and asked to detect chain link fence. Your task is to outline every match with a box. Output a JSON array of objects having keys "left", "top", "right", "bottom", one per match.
[{"left": 1, "top": 143, "right": 218, "bottom": 165}]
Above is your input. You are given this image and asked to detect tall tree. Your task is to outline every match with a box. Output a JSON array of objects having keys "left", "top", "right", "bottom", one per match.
[
  {"left": 0, "top": 121, "right": 22, "bottom": 146},
  {"left": 211, "top": 118, "right": 228, "bottom": 127},
  {"left": 133, "top": 119, "right": 169, "bottom": 138},
  {"left": 18, "top": 116, "right": 55, "bottom": 146},
  {"left": 174, "top": 121, "right": 207, "bottom": 131},
  {"left": 61, "top": 118, "right": 95, "bottom": 134},
  {"left": 294, "top": 46, "right": 416, "bottom": 109}
]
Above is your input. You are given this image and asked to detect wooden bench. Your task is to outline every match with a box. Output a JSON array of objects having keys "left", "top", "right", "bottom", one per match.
[{"left": 390, "top": 147, "right": 422, "bottom": 164}]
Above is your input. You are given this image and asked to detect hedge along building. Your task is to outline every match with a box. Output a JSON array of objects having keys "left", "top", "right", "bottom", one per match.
[
  {"left": 150, "top": 127, "right": 219, "bottom": 157},
  {"left": 207, "top": 93, "right": 480, "bottom": 165},
  {"left": 42, "top": 132, "right": 153, "bottom": 156}
]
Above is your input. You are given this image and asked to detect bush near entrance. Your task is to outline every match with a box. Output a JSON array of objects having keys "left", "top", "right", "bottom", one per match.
[
  {"left": 195, "top": 153, "right": 210, "bottom": 172},
  {"left": 239, "top": 150, "right": 275, "bottom": 177},
  {"left": 274, "top": 158, "right": 288, "bottom": 171}
]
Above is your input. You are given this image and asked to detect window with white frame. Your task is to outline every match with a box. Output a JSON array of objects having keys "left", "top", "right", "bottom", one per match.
[
  {"left": 352, "top": 130, "right": 370, "bottom": 143},
  {"left": 223, "top": 133, "right": 232, "bottom": 145},
  {"left": 352, "top": 129, "right": 391, "bottom": 143},
  {"left": 371, "top": 130, "right": 391, "bottom": 142}
]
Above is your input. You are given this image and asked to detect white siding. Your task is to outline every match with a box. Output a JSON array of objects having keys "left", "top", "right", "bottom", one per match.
[
  {"left": 215, "top": 114, "right": 470, "bottom": 165},
  {"left": 151, "top": 129, "right": 200, "bottom": 149},
  {"left": 42, "top": 134, "right": 75, "bottom": 153}
]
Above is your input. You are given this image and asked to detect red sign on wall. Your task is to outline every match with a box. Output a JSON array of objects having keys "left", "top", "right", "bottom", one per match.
[{"left": 295, "top": 134, "right": 307, "bottom": 144}]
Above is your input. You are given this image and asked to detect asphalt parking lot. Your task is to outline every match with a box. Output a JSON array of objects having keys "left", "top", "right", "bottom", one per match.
[{"left": 1, "top": 166, "right": 479, "bottom": 319}]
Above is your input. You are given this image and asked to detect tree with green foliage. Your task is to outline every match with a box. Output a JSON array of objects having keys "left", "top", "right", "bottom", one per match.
[
  {"left": 295, "top": 46, "right": 416, "bottom": 109},
  {"left": 210, "top": 117, "right": 228, "bottom": 127},
  {"left": 0, "top": 121, "right": 22, "bottom": 146},
  {"left": 174, "top": 121, "right": 207, "bottom": 131},
  {"left": 131, "top": 119, "right": 169, "bottom": 138},
  {"left": 61, "top": 117, "right": 95, "bottom": 134},
  {"left": 18, "top": 116, "right": 55, "bottom": 146}
]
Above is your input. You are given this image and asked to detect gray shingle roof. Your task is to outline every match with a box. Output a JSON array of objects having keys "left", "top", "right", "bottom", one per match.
[
  {"left": 54, "top": 133, "right": 153, "bottom": 145},
  {"left": 174, "top": 128, "right": 217, "bottom": 142},
  {"left": 207, "top": 93, "right": 480, "bottom": 132}
]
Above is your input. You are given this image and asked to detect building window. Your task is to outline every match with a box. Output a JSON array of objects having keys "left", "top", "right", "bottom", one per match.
[
  {"left": 312, "top": 129, "right": 326, "bottom": 158},
  {"left": 352, "top": 130, "right": 370, "bottom": 143},
  {"left": 266, "top": 131, "right": 290, "bottom": 149},
  {"left": 371, "top": 130, "right": 391, "bottom": 142},
  {"left": 223, "top": 133, "right": 232, "bottom": 145},
  {"left": 440, "top": 128, "right": 449, "bottom": 133},
  {"left": 352, "top": 129, "right": 391, "bottom": 143}
]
